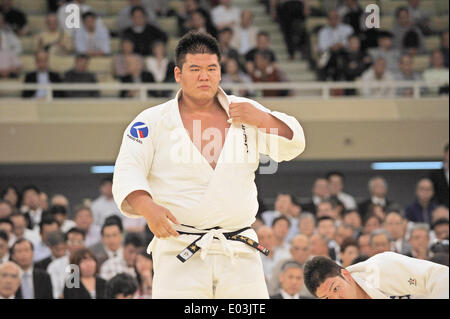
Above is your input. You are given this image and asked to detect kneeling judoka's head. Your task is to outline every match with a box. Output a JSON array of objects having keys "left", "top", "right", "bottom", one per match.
[
  {"left": 304, "top": 256, "right": 365, "bottom": 299},
  {"left": 174, "top": 31, "right": 222, "bottom": 102}
]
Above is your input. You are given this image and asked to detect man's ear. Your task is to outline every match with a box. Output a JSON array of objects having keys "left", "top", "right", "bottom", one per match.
[
  {"left": 174, "top": 66, "right": 182, "bottom": 83},
  {"left": 340, "top": 268, "right": 353, "bottom": 282}
]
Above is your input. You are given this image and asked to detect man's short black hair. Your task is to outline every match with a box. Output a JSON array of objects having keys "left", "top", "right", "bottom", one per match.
[
  {"left": 49, "top": 205, "right": 67, "bottom": 216},
  {"left": 272, "top": 215, "right": 291, "bottom": 228},
  {"left": 175, "top": 30, "right": 221, "bottom": 69},
  {"left": 65, "top": 227, "right": 86, "bottom": 241},
  {"left": 130, "top": 5, "right": 147, "bottom": 17},
  {"left": 124, "top": 233, "right": 143, "bottom": 248},
  {"left": 10, "top": 238, "right": 34, "bottom": 256},
  {"left": 105, "top": 273, "right": 138, "bottom": 299},
  {"left": 0, "top": 218, "right": 13, "bottom": 228},
  {"left": 101, "top": 216, "right": 123, "bottom": 235},
  {"left": 0, "top": 229, "right": 8, "bottom": 242},
  {"left": 39, "top": 215, "right": 58, "bottom": 234},
  {"left": 22, "top": 185, "right": 40, "bottom": 195},
  {"left": 82, "top": 11, "right": 97, "bottom": 20},
  {"left": 304, "top": 256, "right": 344, "bottom": 297},
  {"left": 257, "top": 30, "right": 270, "bottom": 38},
  {"left": 325, "top": 171, "right": 345, "bottom": 181},
  {"left": 432, "top": 218, "right": 449, "bottom": 231},
  {"left": 316, "top": 216, "right": 335, "bottom": 226}
]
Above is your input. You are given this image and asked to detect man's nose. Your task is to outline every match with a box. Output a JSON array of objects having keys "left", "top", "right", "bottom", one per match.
[{"left": 198, "top": 70, "right": 209, "bottom": 80}]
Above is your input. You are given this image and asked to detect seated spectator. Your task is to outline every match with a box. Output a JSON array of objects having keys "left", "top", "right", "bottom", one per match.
[
  {"left": 326, "top": 171, "right": 357, "bottom": 211},
  {"left": 33, "top": 13, "right": 72, "bottom": 56},
  {"left": 407, "top": 0, "right": 433, "bottom": 36},
  {"left": 301, "top": 178, "right": 329, "bottom": 215},
  {"left": 0, "top": 185, "right": 19, "bottom": 209},
  {"left": 145, "top": 40, "right": 176, "bottom": 98},
  {"left": 432, "top": 218, "right": 449, "bottom": 241},
  {"left": 394, "top": 54, "right": 423, "bottom": 97},
  {"left": 91, "top": 177, "right": 122, "bottom": 228},
  {"left": 361, "top": 57, "right": 395, "bottom": 97},
  {"left": 358, "top": 176, "right": 392, "bottom": 219},
  {"left": 316, "top": 199, "right": 334, "bottom": 219},
  {"left": 357, "top": 233, "right": 371, "bottom": 256},
  {"left": 441, "top": 31, "right": 449, "bottom": 68},
  {"left": 317, "top": 9, "right": 354, "bottom": 81},
  {"left": 342, "top": 209, "right": 362, "bottom": 236},
  {"left": 221, "top": 56, "right": 254, "bottom": 97},
  {"left": 432, "top": 206, "right": 449, "bottom": 224},
  {"left": 211, "top": 0, "right": 241, "bottom": 31},
  {"left": 0, "top": 0, "right": 28, "bottom": 36},
  {"left": 317, "top": 216, "right": 339, "bottom": 261},
  {"left": 50, "top": 194, "right": 70, "bottom": 213},
  {"left": 20, "top": 186, "right": 45, "bottom": 228},
  {"left": 342, "top": 34, "right": 371, "bottom": 94},
  {"left": 63, "top": 54, "right": 99, "bottom": 98},
  {"left": 187, "top": 9, "right": 218, "bottom": 38},
  {"left": 261, "top": 193, "right": 294, "bottom": 226},
  {"left": 270, "top": 261, "right": 304, "bottom": 299},
  {"left": 0, "top": 32, "right": 20, "bottom": 78},
  {"left": 119, "top": 55, "right": 156, "bottom": 98},
  {"left": 34, "top": 216, "right": 60, "bottom": 263},
  {"left": 217, "top": 27, "right": 240, "bottom": 71},
  {"left": 272, "top": 216, "right": 291, "bottom": 253},
  {"left": 249, "top": 50, "right": 290, "bottom": 97},
  {"left": 176, "top": 0, "right": 214, "bottom": 37},
  {"left": 405, "top": 178, "right": 438, "bottom": 224},
  {"left": 34, "top": 230, "right": 66, "bottom": 271},
  {"left": 423, "top": 50, "right": 449, "bottom": 95},
  {"left": 9, "top": 213, "right": 39, "bottom": 246},
  {"left": 245, "top": 31, "right": 277, "bottom": 71},
  {"left": 384, "top": 210, "right": 411, "bottom": 255},
  {"left": 73, "top": 205, "right": 101, "bottom": 247},
  {"left": 368, "top": 31, "right": 401, "bottom": 74},
  {"left": 113, "top": 38, "right": 144, "bottom": 78},
  {"left": 74, "top": 12, "right": 110, "bottom": 57},
  {"left": 273, "top": 0, "right": 311, "bottom": 61},
  {"left": 22, "top": 51, "right": 65, "bottom": 99},
  {"left": 89, "top": 216, "right": 124, "bottom": 267},
  {"left": 47, "top": 227, "right": 85, "bottom": 298},
  {"left": 10, "top": 238, "right": 53, "bottom": 299},
  {"left": 0, "top": 261, "right": 21, "bottom": 299},
  {"left": 0, "top": 12, "right": 20, "bottom": 55},
  {"left": 369, "top": 229, "right": 392, "bottom": 256},
  {"left": 48, "top": 205, "right": 75, "bottom": 233},
  {"left": 117, "top": 0, "right": 160, "bottom": 34},
  {"left": 309, "top": 233, "right": 329, "bottom": 258},
  {"left": 0, "top": 230, "right": 8, "bottom": 263},
  {"left": 335, "top": 223, "right": 355, "bottom": 246},
  {"left": 408, "top": 223, "right": 431, "bottom": 259},
  {"left": 134, "top": 251, "right": 153, "bottom": 298},
  {"left": 231, "top": 9, "right": 258, "bottom": 56},
  {"left": 339, "top": 237, "right": 360, "bottom": 268},
  {"left": 122, "top": 6, "right": 168, "bottom": 57},
  {"left": 362, "top": 214, "right": 382, "bottom": 235},
  {"left": 100, "top": 233, "right": 143, "bottom": 281},
  {"left": 298, "top": 213, "right": 315, "bottom": 238},
  {"left": 392, "top": 6, "right": 425, "bottom": 55},
  {"left": 105, "top": 273, "right": 138, "bottom": 299},
  {"left": 63, "top": 248, "right": 106, "bottom": 299}
]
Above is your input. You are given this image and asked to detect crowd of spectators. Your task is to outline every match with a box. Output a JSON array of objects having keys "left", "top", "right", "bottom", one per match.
[
  {"left": 0, "top": 0, "right": 447, "bottom": 98},
  {"left": 0, "top": 143, "right": 447, "bottom": 299}
]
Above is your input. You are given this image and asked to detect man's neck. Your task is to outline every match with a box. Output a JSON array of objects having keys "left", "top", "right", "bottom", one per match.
[
  {"left": 179, "top": 93, "right": 219, "bottom": 115},
  {"left": 355, "top": 282, "right": 371, "bottom": 299}
]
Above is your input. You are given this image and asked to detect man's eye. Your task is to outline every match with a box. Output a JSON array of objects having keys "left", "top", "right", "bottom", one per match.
[
  {"left": 333, "top": 286, "right": 338, "bottom": 293},
  {"left": 208, "top": 68, "right": 216, "bottom": 71}
]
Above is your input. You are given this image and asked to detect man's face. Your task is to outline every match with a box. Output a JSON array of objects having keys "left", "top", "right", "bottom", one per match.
[
  {"left": 67, "top": 232, "right": 85, "bottom": 255},
  {"left": 12, "top": 241, "right": 33, "bottom": 269},
  {"left": 100, "top": 181, "right": 113, "bottom": 198},
  {"left": 257, "top": 227, "right": 275, "bottom": 251},
  {"left": 317, "top": 220, "right": 336, "bottom": 241},
  {"left": 0, "top": 264, "right": 21, "bottom": 298},
  {"left": 219, "top": 30, "right": 233, "bottom": 46},
  {"left": 335, "top": 226, "right": 353, "bottom": 246},
  {"left": 313, "top": 179, "right": 329, "bottom": 199},
  {"left": 348, "top": 36, "right": 360, "bottom": 52},
  {"left": 299, "top": 218, "right": 315, "bottom": 237},
  {"left": 434, "top": 224, "right": 449, "bottom": 240},
  {"left": 50, "top": 243, "right": 67, "bottom": 259},
  {"left": 370, "top": 234, "right": 390, "bottom": 256},
  {"left": 175, "top": 53, "right": 221, "bottom": 102},
  {"left": 241, "top": 10, "right": 252, "bottom": 28},
  {"left": 370, "top": 178, "right": 387, "bottom": 198},
  {"left": 279, "top": 267, "right": 303, "bottom": 296},
  {"left": 74, "top": 209, "right": 93, "bottom": 231},
  {"left": 317, "top": 202, "right": 333, "bottom": 218},
  {"left": 384, "top": 214, "right": 405, "bottom": 240},
  {"left": 274, "top": 195, "right": 293, "bottom": 215},
  {"left": 290, "top": 236, "right": 310, "bottom": 264},
  {"left": 46, "top": 14, "right": 58, "bottom": 31},
  {"left": 397, "top": 10, "right": 410, "bottom": 26},
  {"left": 343, "top": 211, "right": 361, "bottom": 229},
  {"left": 358, "top": 234, "right": 371, "bottom": 256},
  {"left": 432, "top": 207, "right": 449, "bottom": 223},
  {"left": 23, "top": 189, "right": 41, "bottom": 210},
  {"left": 374, "top": 59, "right": 386, "bottom": 77},
  {"left": 131, "top": 10, "right": 146, "bottom": 27},
  {"left": 10, "top": 215, "right": 26, "bottom": 237},
  {"left": 416, "top": 179, "right": 434, "bottom": 203},
  {"left": 328, "top": 10, "right": 340, "bottom": 28},
  {"left": 378, "top": 37, "right": 392, "bottom": 50},
  {"left": 41, "top": 223, "right": 59, "bottom": 242},
  {"left": 102, "top": 225, "right": 123, "bottom": 252},
  {"left": 363, "top": 217, "right": 380, "bottom": 235},
  {"left": 310, "top": 235, "right": 328, "bottom": 257},
  {"left": 328, "top": 175, "right": 343, "bottom": 195},
  {"left": 272, "top": 219, "right": 289, "bottom": 241},
  {"left": 123, "top": 244, "right": 140, "bottom": 267},
  {"left": 315, "top": 270, "right": 359, "bottom": 299},
  {"left": 256, "top": 35, "right": 269, "bottom": 49},
  {"left": 399, "top": 56, "right": 413, "bottom": 75},
  {"left": 0, "top": 202, "right": 12, "bottom": 218},
  {"left": 340, "top": 245, "right": 359, "bottom": 268},
  {"left": 409, "top": 229, "right": 429, "bottom": 251}
]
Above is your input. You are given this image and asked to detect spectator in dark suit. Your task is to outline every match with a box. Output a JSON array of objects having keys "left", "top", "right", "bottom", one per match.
[
  {"left": 105, "top": 273, "right": 138, "bottom": 299},
  {"left": 63, "top": 248, "right": 106, "bottom": 299},
  {"left": 10, "top": 238, "right": 53, "bottom": 299},
  {"left": 358, "top": 176, "right": 392, "bottom": 219},
  {"left": 384, "top": 210, "right": 411, "bottom": 255},
  {"left": 0, "top": 261, "right": 21, "bottom": 299},
  {"left": 405, "top": 178, "right": 438, "bottom": 225},
  {"left": 270, "top": 261, "right": 304, "bottom": 299},
  {"left": 119, "top": 54, "right": 156, "bottom": 98},
  {"left": 63, "top": 54, "right": 99, "bottom": 98},
  {"left": 22, "top": 50, "right": 64, "bottom": 99},
  {"left": 34, "top": 230, "right": 66, "bottom": 271},
  {"left": 301, "top": 177, "right": 330, "bottom": 215},
  {"left": 429, "top": 143, "right": 449, "bottom": 207},
  {"left": 121, "top": 6, "right": 167, "bottom": 57}
]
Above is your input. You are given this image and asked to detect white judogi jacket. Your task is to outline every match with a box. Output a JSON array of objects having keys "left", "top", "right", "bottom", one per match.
[
  {"left": 347, "top": 252, "right": 449, "bottom": 299},
  {"left": 112, "top": 87, "right": 305, "bottom": 257}
]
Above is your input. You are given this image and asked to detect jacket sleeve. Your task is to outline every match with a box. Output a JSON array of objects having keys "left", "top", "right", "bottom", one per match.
[
  {"left": 248, "top": 99, "right": 306, "bottom": 162},
  {"left": 112, "top": 111, "right": 155, "bottom": 218}
]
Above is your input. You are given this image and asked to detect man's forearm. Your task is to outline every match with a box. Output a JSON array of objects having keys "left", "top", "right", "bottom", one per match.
[
  {"left": 257, "top": 112, "right": 294, "bottom": 140},
  {"left": 125, "top": 190, "right": 156, "bottom": 217}
]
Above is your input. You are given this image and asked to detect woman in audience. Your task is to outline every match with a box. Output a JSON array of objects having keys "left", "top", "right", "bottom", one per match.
[
  {"left": 221, "top": 56, "right": 254, "bottom": 97},
  {"left": 113, "top": 38, "right": 143, "bottom": 78},
  {"left": 144, "top": 40, "right": 175, "bottom": 97}
]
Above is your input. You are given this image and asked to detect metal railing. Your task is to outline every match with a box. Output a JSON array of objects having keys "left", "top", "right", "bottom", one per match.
[{"left": 0, "top": 80, "right": 448, "bottom": 101}]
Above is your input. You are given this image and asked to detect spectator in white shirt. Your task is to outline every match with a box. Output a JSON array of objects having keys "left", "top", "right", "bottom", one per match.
[
  {"left": 0, "top": 261, "right": 21, "bottom": 299},
  {"left": 74, "top": 11, "right": 110, "bottom": 57},
  {"left": 298, "top": 213, "right": 315, "bottom": 238},
  {"left": 361, "top": 57, "right": 395, "bottom": 97},
  {"left": 423, "top": 50, "right": 449, "bottom": 95},
  {"left": 100, "top": 233, "right": 144, "bottom": 281},
  {"left": 326, "top": 171, "right": 357, "bottom": 210},
  {"left": 89, "top": 216, "right": 124, "bottom": 267},
  {"left": 270, "top": 261, "right": 304, "bottom": 299},
  {"left": 73, "top": 205, "right": 101, "bottom": 247},
  {"left": 20, "top": 186, "right": 43, "bottom": 230},
  {"left": 91, "top": 177, "right": 122, "bottom": 228},
  {"left": 211, "top": 0, "right": 241, "bottom": 31},
  {"left": 49, "top": 205, "right": 76, "bottom": 233},
  {"left": 272, "top": 216, "right": 291, "bottom": 253},
  {"left": 231, "top": 9, "right": 258, "bottom": 55},
  {"left": 9, "top": 213, "right": 40, "bottom": 246},
  {"left": 33, "top": 215, "right": 59, "bottom": 262}
]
